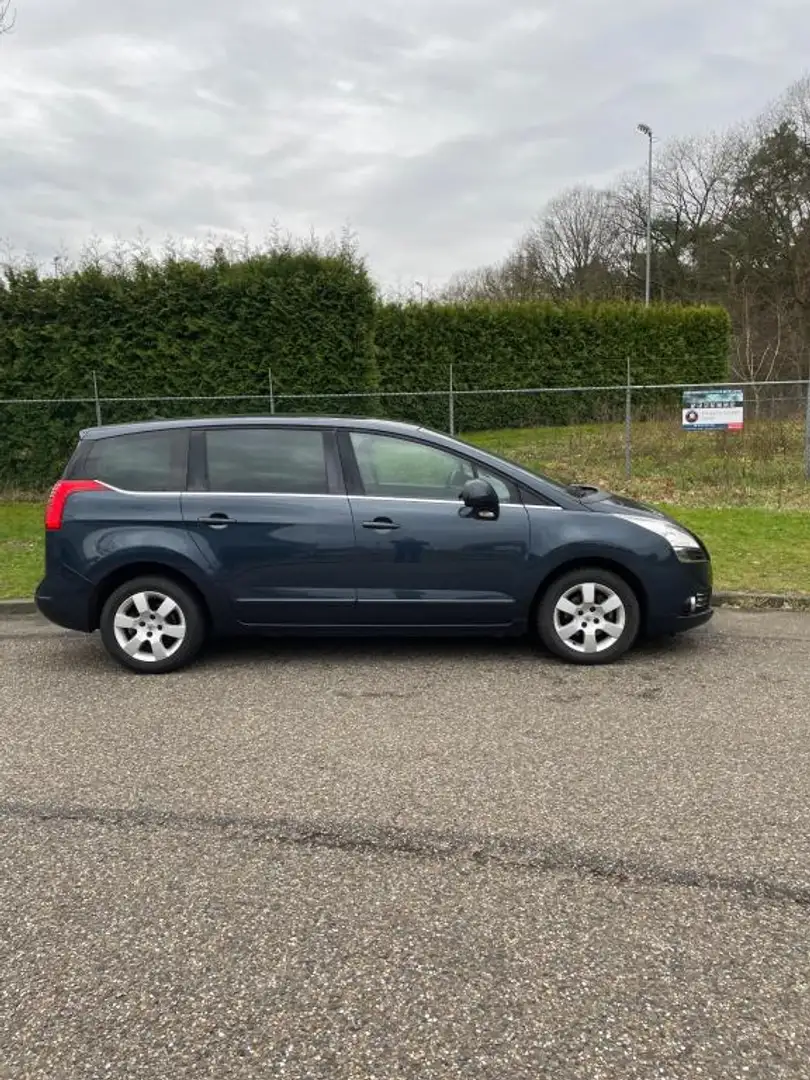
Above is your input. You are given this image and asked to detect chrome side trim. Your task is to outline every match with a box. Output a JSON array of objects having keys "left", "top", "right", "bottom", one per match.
[
  {"left": 356, "top": 598, "right": 514, "bottom": 604},
  {"left": 86, "top": 482, "right": 564, "bottom": 509},
  {"left": 235, "top": 597, "right": 356, "bottom": 604}
]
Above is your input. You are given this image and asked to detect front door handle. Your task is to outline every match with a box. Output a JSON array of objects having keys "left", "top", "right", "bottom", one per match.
[
  {"left": 362, "top": 517, "right": 400, "bottom": 531},
  {"left": 198, "top": 513, "right": 236, "bottom": 529}
]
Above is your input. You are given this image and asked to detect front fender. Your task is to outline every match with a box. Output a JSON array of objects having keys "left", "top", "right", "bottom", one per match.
[{"left": 525, "top": 515, "right": 673, "bottom": 628}]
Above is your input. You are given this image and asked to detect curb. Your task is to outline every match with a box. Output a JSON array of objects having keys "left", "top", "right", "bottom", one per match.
[
  {"left": 712, "top": 590, "right": 810, "bottom": 612},
  {"left": 3, "top": 592, "right": 810, "bottom": 618},
  {"left": 0, "top": 599, "right": 38, "bottom": 617}
]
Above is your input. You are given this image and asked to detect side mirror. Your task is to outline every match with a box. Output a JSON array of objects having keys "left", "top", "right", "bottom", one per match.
[{"left": 461, "top": 478, "right": 499, "bottom": 520}]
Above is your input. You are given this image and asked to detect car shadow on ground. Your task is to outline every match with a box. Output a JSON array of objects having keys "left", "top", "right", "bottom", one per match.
[
  {"left": 94, "top": 627, "right": 705, "bottom": 675},
  {"left": 31, "top": 619, "right": 710, "bottom": 677}
]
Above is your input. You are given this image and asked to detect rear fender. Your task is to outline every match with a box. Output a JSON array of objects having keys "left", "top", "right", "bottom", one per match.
[{"left": 80, "top": 532, "right": 232, "bottom": 629}]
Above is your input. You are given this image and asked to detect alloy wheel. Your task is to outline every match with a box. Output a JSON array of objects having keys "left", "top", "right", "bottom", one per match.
[
  {"left": 552, "top": 581, "right": 627, "bottom": 655},
  {"left": 112, "top": 590, "right": 187, "bottom": 664}
]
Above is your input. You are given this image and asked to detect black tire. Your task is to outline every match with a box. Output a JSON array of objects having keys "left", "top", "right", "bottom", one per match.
[
  {"left": 99, "top": 575, "right": 206, "bottom": 674},
  {"left": 536, "top": 567, "right": 640, "bottom": 665}
]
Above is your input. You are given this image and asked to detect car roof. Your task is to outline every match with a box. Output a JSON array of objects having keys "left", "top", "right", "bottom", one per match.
[{"left": 79, "top": 416, "right": 426, "bottom": 440}]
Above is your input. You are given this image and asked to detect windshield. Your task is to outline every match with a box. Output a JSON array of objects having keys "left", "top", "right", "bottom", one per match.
[{"left": 448, "top": 433, "right": 576, "bottom": 497}]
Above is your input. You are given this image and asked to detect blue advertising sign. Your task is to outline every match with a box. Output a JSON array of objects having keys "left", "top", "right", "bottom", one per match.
[{"left": 682, "top": 389, "right": 744, "bottom": 431}]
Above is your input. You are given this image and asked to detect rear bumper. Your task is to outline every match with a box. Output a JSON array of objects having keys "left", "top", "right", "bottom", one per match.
[{"left": 35, "top": 577, "right": 95, "bottom": 633}]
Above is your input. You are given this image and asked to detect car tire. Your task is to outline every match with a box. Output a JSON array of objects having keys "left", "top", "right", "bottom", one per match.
[
  {"left": 536, "top": 567, "right": 640, "bottom": 665},
  {"left": 99, "top": 576, "right": 206, "bottom": 674}
]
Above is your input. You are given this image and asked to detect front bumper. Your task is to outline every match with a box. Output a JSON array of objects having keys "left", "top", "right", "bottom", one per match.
[
  {"left": 644, "top": 554, "right": 713, "bottom": 637},
  {"left": 672, "top": 607, "right": 714, "bottom": 633}
]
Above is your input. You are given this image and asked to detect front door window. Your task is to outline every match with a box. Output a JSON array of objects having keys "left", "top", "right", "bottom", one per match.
[{"left": 349, "top": 433, "right": 514, "bottom": 502}]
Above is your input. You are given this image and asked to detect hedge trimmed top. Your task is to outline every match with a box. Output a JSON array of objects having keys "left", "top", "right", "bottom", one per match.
[
  {"left": 375, "top": 299, "right": 729, "bottom": 429},
  {"left": 376, "top": 299, "right": 729, "bottom": 385},
  {"left": 0, "top": 253, "right": 378, "bottom": 400}
]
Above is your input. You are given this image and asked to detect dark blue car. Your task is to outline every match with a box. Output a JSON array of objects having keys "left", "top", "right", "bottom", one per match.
[{"left": 35, "top": 417, "right": 712, "bottom": 673}]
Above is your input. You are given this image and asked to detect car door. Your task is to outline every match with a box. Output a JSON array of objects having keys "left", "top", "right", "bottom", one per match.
[
  {"left": 341, "top": 430, "right": 532, "bottom": 628},
  {"left": 181, "top": 425, "right": 356, "bottom": 627}
]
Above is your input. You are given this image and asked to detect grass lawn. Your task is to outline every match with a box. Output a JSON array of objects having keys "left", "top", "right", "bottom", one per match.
[
  {"left": 660, "top": 506, "right": 810, "bottom": 595},
  {"left": 0, "top": 502, "right": 43, "bottom": 600}
]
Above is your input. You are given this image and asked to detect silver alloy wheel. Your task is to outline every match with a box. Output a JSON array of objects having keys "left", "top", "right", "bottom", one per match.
[
  {"left": 112, "top": 590, "right": 187, "bottom": 664},
  {"left": 552, "top": 581, "right": 626, "bottom": 655}
]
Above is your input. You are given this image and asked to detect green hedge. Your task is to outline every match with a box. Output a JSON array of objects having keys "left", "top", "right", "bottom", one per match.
[
  {"left": 0, "top": 252, "right": 378, "bottom": 489},
  {"left": 375, "top": 301, "right": 731, "bottom": 431},
  {"left": 0, "top": 255, "right": 730, "bottom": 491}
]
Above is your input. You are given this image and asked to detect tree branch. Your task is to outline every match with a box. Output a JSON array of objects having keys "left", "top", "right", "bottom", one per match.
[{"left": 0, "top": 0, "right": 15, "bottom": 34}]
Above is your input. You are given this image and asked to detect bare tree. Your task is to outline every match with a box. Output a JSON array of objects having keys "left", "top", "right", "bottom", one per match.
[
  {"left": 526, "top": 186, "right": 624, "bottom": 299},
  {"left": 442, "top": 262, "right": 527, "bottom": 303},
  {"left": 761, "top": 74, "right": 810, "bottom": 148},
  {"left": 0, "top": 1, "right": 15, "bottom": 34},
  {"left": 733, "top": 285, "right": 783, "bottom": 418},
  {"left": 612, "top": 127, "right": 750, "bottom": 302},
  {"left": 442, "top": 186, "right": 625, "bottom": 304},
  {"left": 657, "top": 131, "right": 748, "bottom": 233}
]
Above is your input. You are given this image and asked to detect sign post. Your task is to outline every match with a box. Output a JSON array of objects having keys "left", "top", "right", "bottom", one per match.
[{"left": 682, "top": 389, "right": 744, "bottom": 432}]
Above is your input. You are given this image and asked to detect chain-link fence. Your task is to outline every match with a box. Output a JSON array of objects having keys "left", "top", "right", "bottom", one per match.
[{"left": 2, "top": 374, "right": 809, "bottom": 499}]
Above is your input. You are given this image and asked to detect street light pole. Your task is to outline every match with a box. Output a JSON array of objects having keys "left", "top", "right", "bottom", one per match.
[
  {"left": 637, "top": 123, "right": 653, "bottom": 306},
  {"left": 415, "top": 280, "right": 425, "bottom": 304}
]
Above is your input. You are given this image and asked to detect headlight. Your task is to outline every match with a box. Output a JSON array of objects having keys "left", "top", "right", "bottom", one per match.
[{"left": 616, "top": 514, "right": 706, "bottom": 561}]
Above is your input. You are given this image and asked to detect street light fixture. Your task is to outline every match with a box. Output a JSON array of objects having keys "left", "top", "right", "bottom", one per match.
[{"left": 637, "top": 123, "right": 653, "bottom": 306}]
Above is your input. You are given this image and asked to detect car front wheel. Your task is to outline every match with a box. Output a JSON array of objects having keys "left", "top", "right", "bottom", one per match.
[
  {"left": 537, "top": 568, "right": 640, "bottom": 665},
  {"left": 99, "top": 576, "right": 206, "bottom": 674}
]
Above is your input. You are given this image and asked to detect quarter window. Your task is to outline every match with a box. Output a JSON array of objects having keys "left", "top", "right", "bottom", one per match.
[
  {"left": 205, "top": 428, "right": 329, "bottom": 494},
  {"left": 83, "top": 430, "right": 188, "bottom": 491}
]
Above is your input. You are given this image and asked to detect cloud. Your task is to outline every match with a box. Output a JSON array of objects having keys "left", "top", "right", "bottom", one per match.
[{"left": 0, "top": 0, "right": 808, "bottom": 289}]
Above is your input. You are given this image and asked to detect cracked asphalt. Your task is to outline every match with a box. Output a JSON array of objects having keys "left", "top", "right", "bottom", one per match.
[{"left": 1, "top": 610, "right": 809, "bottom": 1079}]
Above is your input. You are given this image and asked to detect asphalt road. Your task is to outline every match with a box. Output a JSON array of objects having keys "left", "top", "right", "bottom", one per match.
[{"left": 1, "top": 610, "right": 809, "bottom": 1079}]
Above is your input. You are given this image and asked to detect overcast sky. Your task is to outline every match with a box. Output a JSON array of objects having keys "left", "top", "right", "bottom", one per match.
[{"left": 1, "top": 0, "right": 809, "bottom": 291}]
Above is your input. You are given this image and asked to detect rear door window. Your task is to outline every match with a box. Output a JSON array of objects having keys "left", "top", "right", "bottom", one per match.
[
  {"left": 82, "top": 430, "right": 188, "bottom": 491},
  {"left": 204, "top": 428, "right": 330, "bottom": 494}
]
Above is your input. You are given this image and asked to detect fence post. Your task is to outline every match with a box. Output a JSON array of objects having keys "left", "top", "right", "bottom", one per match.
[
  {"left": 268, "top": 367, "right": 275, "bottom": 415},
  {"left": 92, "top": 370, "right": 102, "bottom": 426},
  {"left": 624, "top": 357, "right": 632, "bottom": 480},
  {"left": 449, "top": 363, "right": 455, "bottom": 436},
  {"left": 804, "top": 373, "right": 810, "bottom": 481}
]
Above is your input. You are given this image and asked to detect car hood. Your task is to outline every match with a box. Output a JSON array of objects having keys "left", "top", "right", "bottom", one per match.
[
  {"left": 569, "top": 485, "right": 675, "bottom": 522},
  {"left": 564, "top": 485, "right": 708, "bottom": 554}
]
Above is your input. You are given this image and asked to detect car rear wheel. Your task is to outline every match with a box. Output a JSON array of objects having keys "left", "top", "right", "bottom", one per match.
[
  {"left": 99, "top": 576, "right": 206, "bottom": 674},
  {"left": 536, "top": 568, "right": 640, "bottom": 665}
]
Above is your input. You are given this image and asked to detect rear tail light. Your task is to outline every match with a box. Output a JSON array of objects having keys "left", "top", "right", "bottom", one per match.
[{"left": 45, "top": 479, "right": 108, "bottom": 530}]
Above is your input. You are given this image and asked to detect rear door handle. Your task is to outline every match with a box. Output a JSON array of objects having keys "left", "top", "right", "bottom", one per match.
[
  {"left": 362, "top": 517, "right": 400, "bottom": 531},
  {"left": 198, "top": 513, "right": 236, "bottom": 529}
]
